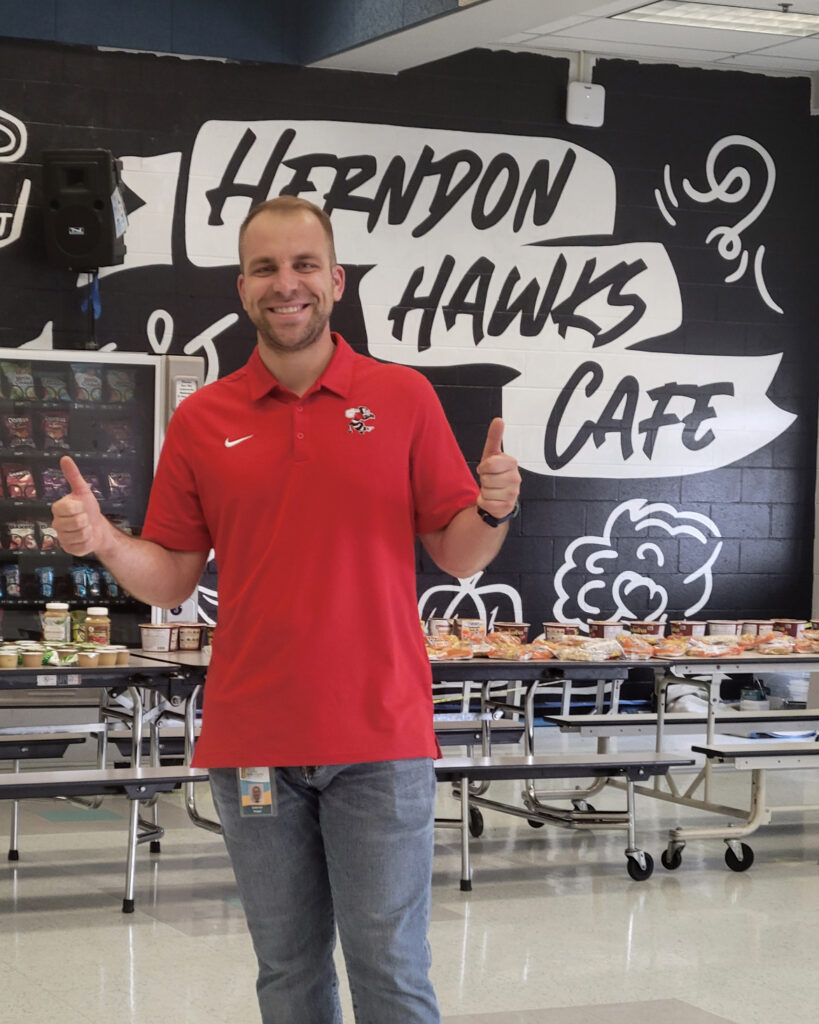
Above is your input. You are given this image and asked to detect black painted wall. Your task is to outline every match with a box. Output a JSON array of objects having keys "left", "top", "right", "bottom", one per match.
[{"left": 1, "top": 38, "right": 817, "bottom": 632}]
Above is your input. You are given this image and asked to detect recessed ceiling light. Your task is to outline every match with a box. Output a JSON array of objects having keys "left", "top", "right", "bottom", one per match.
[{"left": 614, "top": 2, "right": 819, "bottom": 36}]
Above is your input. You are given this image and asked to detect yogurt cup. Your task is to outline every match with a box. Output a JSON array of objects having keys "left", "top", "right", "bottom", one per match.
[
  {"left": 628, "top": 620, "right": 665, "bottom": 637},
  {"left": 588, "top": 620, "right": 623, "bottom": 639},
  {"left": 111, "top": 645, "right": 130, "bottom": 666},
  {"left": 741, "top": 620, "right": 775, "bottom": 636},
  {"left": 0, "top": 646, "right": 20, "bottom": 668},
  {"left": 707, "top": 620, "right": 740, "bottom": 635},
  {"left": 139, "top": 624, "right": 175, "bottom": 652},
  {"left": 97, "top": 646, "right": 119, "bottom": 667},
  {"left": 427, "top": 618, "right": 453, "bottom": 637},
  {"left": 177, "top": 623, "right": 206, "bottom": 651},
  {"left": 772, "top": 619, "right": 807, "bottom": 637},
  {"left": 670, "top": 620, "right": 706, "bottom": 637},
  {"left": 544, "top": 622, "right": 580, "bottom": 642}
]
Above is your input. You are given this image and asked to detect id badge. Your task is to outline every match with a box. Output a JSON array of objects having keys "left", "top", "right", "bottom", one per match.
[{"left": 237, "top": 767, "right": 277, "bottom": 817}]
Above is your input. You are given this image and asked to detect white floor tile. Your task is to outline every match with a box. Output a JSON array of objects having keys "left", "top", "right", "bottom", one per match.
[{"left": 2, "top": 725, "right": 818, "bottom": 1023}]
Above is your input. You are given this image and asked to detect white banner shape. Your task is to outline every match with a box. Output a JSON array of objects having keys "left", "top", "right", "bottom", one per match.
[
  {"left": 504, "top": 350, "right": 793, "bottom": 478},
  {"left": 361, "top": 241, "right": 681, "bottom": 365},
  {"left": 185, "top": 120, "right": 616, "bottom": 266}
]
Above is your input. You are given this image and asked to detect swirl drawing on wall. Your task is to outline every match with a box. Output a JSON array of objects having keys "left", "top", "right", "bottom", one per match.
[
  {"left": 0, "top": 107, "right": 30, "bottom": 249},
  {"left": 655, "top": 134, "right": 782, "bottom": 314},
  {"left": 553, "top": 499, "right": 723, "bottom": 628}
]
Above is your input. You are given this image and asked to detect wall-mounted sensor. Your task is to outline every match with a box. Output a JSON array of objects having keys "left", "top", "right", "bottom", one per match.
[{"left": 566, "top": 81, "right": 606, "bottom": 127}]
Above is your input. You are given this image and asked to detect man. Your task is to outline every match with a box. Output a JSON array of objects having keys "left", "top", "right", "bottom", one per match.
[{"left": 52, "top": 196, "right": 521, "bottom": 1024}]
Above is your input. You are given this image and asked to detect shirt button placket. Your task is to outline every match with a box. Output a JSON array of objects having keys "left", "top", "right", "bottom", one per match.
[{"left": 294, "top": 404, "right": 307, "bottom": 461}]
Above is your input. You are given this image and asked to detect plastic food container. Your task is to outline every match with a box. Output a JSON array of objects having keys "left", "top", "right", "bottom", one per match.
[
  {"left": 543, "top": 622, "right": 580, "bottom": 641},
  {"left": 669, "top": 620, "right": 706, "bottom": 637},
  {"left": 741, "top": 620, "right": 774, "bottom": 636},
  {"left": 97, "top": 646, "right": 119, "bottom": 667},
  {"left": 0, "top": 646, "right": 20, "bottom": 668},
  {"left": 707, "top": 620, "right": 740, "bottom": 635},
  {"left": 111, "top": 646, "right": 130, "bottom": 665},
  {"left": 629, "top": 620, "right": 665, "bottom": 637},
  {"left": 453, "top": 618, "right": 486, "bottom": 642},
  {"left": 772, "top": 619, "right": 806, "bottom": 637},
  {"left": 493, "top": 622, "right": 530, "bottom": 641},
  {"left": 177, "top": 623, "right": 206, "bottom": 651},
  {"left": 587, "top": 620, "right": 623, "bottom": 639},
  {"left": 139, "top": 624, "right": 176, "bottom": 652},
  {"left": 77, "top": 650, "right": 99, "bottom": 668},
  {"left": 427, "top": 618, "right": 453, "bottom": 637}
]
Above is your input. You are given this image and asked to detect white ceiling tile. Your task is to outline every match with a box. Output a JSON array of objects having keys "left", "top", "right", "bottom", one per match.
[
  {"left": 751, "top": 36, "right": 819, "bottom": 58},
  {"left": 551, "top": 17, "right": 793, "bottom": 54},
  {"left": 515, "top": 34, "right": 736, "bottom": 63},
  {"left": 714, "top": 53, "right": 819, "bottom": 73}
]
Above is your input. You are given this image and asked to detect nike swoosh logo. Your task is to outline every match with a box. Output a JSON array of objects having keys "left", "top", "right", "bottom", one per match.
[{"left": 224, "top": 434, "right": 254, "bottom": 448}]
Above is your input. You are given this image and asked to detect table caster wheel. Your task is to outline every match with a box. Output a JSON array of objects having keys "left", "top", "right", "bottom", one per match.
[
  {"left": 572, "top": 799, "right": 595, "bottom": 812},
  {"left": 725, "top": 842, "right": 754, "bottom": 872},
  {"left": 626, "top": 851, "right": 654, "bottom": 881},
  {"left": 468, "top": 807, "right": 484, "bottom": 838},
  {"left": 661, "top": 847, "right": 682, "bottom": 870},
  {"left": 527, "top": 818, "right": 545, "bottom": 828}
]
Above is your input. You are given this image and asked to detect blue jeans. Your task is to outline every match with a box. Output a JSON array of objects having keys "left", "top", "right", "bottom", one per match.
[{"left": 209, "top": 759, "right": 441, "bottom": 1024}]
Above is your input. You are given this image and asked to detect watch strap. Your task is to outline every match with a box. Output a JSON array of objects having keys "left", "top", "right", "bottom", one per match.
[{"left": 476, "top": 500, "right": 520, "bottom": 528}]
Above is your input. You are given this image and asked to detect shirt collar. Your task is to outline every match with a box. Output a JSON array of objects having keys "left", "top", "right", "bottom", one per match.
[{"left": 245, "top": 333, "right": 355, "bottom": 401}]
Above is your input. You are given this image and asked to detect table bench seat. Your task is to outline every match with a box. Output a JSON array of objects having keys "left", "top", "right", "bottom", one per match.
[
  {"left": 0, "top": 732, "right": 89, "bottom": 760},
  {"left": 0, "top": 766, "right": 210, "bottom": 912},
  {"left": 433, "top": 750, "right": 694, "bottom": 887},
  {"left": 544, "top": 709, "right": 819, "bottom": 737}
]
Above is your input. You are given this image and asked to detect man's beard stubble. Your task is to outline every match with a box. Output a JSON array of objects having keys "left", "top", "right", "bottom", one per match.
[{"left": 253, "top": 307, "right": 331, "bottom": 355}]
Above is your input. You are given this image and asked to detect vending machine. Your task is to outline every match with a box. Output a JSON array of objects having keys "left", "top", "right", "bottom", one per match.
[{"left": 0, "top": 347, "right": 204, "bottom": 645}]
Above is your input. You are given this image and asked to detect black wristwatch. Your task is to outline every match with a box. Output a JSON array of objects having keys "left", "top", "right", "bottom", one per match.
[{"left": 476, "top": 500, "right": 520, "bottom": 528}]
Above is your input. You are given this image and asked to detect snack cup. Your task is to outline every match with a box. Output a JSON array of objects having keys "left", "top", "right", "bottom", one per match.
[
  {"left": 544, "top": 622, "right": 579, "bottom": 642},
  {"left": 139, "top": 623, "right": 174, "bottom": 652},
  {"left": 77, "top": 650, "right": 100, "bottom": 668},
  {"left": 772, "top": 619, "right": 807, "bottom": 637},
  {"left": 97, "top": 646, "right": 119, "bottom": 667},
  {"left": 707, "top": 620, "right": 740, "bottom": 635},
  {"left": 629, "top": 620, "right": 665, "bottom": 637},
  {"left": 112, "top": 646, "right": 130, "bottom": 666},
  {"left": 178, "top": 623, "right": 205, "bottom": 651},
  {"left": 670, "top": 620, "right": 706, "bottom": 637},
  {"left": 588, "top": 620, "right": 623, "bottom": 639},
  {"left": 0, "top": 646, "right": 20, "bottom": 668},
  {"left": 454, "top": 618, "right": 486, "bottom": 642},
  {"left": 21, "top": 650, "right": 44, "bottom": 667},
  {"left": 493, "top": 622, "right": 530, "bottom": 641}
]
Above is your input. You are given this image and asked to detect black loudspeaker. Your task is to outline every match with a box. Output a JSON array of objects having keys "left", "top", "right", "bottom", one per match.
[{"left": 42, "top": 149, "right": 128, "bottom": 270}]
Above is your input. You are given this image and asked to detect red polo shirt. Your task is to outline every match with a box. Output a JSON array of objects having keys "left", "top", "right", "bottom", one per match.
[{"left": 142, "top": 335, "right": 479, "bottom": 767}]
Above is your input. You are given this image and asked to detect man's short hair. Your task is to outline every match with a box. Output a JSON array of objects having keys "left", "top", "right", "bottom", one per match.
[{"left": 238, "top": 196, "right": 337, "bottom": 269}]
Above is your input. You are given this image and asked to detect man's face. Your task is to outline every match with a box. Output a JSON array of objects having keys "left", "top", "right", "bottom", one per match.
[{"left": 237, "top": 209, "right": 345, "bottom": 355}]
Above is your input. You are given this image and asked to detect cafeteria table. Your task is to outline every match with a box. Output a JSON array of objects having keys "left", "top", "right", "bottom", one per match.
[
  {"left": 0, "top": 653, "right": 209, "bottom": 909},
  {"left": 648, "top": 653, "right": 819, "bottom": 869}
]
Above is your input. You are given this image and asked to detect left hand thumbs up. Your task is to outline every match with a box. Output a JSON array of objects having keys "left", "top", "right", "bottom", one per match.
[{"left": 477, "top": 418, "right": 520, "bottom": 518}]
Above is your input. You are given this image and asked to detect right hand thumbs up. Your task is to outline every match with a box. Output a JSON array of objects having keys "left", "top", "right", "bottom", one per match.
[{"left": 51, "top": 456, "right": 102, "bottom": 556}]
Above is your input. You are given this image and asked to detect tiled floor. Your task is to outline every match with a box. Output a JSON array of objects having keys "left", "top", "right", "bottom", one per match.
[{"left": 1, "top": 729, "right": 818, "bottom": 1023}]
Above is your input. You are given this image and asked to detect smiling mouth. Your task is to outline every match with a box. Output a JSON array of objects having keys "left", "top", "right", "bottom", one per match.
[{"left": 269, "top": 303, "right": 308, "bottom": 315}]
